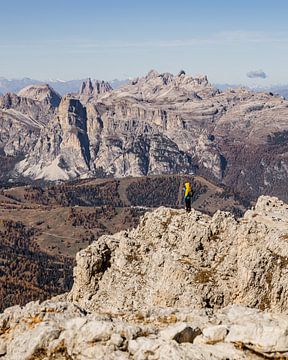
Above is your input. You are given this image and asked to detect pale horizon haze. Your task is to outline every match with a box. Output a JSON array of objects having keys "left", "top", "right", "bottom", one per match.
[{"left": 1, "top": 0, "right": 288, "bottom": 85}]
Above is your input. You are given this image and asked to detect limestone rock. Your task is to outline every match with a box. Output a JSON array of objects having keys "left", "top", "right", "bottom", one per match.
[
  {"left": 1, "top": 300, "right": 288, "bottom": 359},
  {"left": 202, "top": 325, "right": 228, "bottom": 343},
  {"left": 70, "top": 195, "right": 288, "bottom": 314}
]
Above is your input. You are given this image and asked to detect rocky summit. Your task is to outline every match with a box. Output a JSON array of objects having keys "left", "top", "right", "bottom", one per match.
[
  {"left": 0, "top": 70, "right": 287, "bottom": 202},
  {"left": 2, "top": 195, "right": 288, "bottom": 359},
  {"left": 69, "top": 195, "right": 288, "bottom": 314},
  {"left": 18, "top": 84, "right": 61, "bottom": 108}
]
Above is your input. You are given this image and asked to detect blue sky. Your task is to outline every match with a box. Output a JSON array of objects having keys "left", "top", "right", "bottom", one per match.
[{"left": 1, "top": 0, "right": 288, "bottom": 84}]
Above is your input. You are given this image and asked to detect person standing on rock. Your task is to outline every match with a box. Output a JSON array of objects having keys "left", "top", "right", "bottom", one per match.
[{"left": 183, "top": 182, "right": 193, "bottom": 212}]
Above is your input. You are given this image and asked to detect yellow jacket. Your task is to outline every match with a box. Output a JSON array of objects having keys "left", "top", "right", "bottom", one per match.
[{"left": 184, "top": 182, "right": 192, "bottom": 198}]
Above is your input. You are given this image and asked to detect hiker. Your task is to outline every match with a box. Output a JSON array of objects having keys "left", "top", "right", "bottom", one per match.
[{"left": 183, "top": 182, "right": 193, "bottom": 212}]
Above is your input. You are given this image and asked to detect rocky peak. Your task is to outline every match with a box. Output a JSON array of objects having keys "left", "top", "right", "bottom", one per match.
[
  {"left": 58, "top": 96, "right": 87, "bottom": 130},
  {"left": 94, "top": 80, "right": 113, "bottom": 95},
  {"left": 70, "top": 195, "right": 288, "bottom": 315},
  {"left": 15, "top": 95, "right": 91, "bottom": 180},
  {"left": 18, "top": 84, "right": 61, "bottom": 107},
  {"left": 79, "top": 78, "right": 112, "bottom": 97},
  {"left": 0, "top": 90, "right": 56, "bottom": 129},
  {"left": 79, "top": 78, "right": 93, "bottom": 96}
]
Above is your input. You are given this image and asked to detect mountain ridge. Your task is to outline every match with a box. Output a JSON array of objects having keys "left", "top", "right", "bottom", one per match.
[{"left": 1, "top": 76, "right": 287, "bottom": 98}]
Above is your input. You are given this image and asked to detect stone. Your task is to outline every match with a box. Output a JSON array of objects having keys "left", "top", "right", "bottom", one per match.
[
  {"left": 109, "top": 333, "right": 124, "bottom": 347},
  {"left": 202, "top": 325, "right": 228, "bottom": 343},
  {"left": 7, "top": 323, "right": 61, "bottom": 360},
  {"left": 159, "top": 323, "right": 201, "bottom": 343},
  {"left": 173, "top": 326, "right": 202, "bottom": 344}
]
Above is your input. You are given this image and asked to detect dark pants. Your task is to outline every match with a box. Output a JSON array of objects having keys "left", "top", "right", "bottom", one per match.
[{"left": 185, "top": 197, "right": 191, "bottom": 212}]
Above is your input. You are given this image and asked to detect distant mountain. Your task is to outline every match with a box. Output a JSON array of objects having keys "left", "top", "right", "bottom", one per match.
[
  {"left": 215, "top": 83, "right": 288, "bottom": 99},
  {"left": 0, "top": 77, "right": 41, "bottom": 94},
  {"left": 109, "top": 78, "right": 129, "bottom": 88},
  {"left": 1, "top": 77, "right": 287, "bottom": 98},
  {"left": 0, "top": 77, "right": 129, "bottom": 95},
  {"left": 267, "top": 85, "right": 288, "bottom": 99},
  {"left": 45, "top": 79, "right": 88, "bottom": 95}
]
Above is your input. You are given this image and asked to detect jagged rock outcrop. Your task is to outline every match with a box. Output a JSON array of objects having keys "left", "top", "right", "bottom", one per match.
[
  {"left": 2, "top": 196, "right": 288, "bottom": 359},
  {"left": 18, "top": 84, "right": 61, "bottom": 108},
  {"left": 70, "top": 195, "right": 288, "bottom": 314}
]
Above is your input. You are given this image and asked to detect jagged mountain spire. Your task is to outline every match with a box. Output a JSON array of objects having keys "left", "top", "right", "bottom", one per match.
[{"left": 79, "top": 78, "right": 112, "bottom": 97}]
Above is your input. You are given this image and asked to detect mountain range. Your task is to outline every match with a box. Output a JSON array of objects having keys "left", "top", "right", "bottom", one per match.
[
  {"left": 1, "top": 76, "right": 287, "bottom": 98},
  {"left": 0, "top": 69, "right": 288, "bottom": 203},
  {"left": 0, "top": 77, "right": 128, "bottom": 96}
]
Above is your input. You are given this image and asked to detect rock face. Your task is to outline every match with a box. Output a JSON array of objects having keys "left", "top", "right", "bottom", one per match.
[
  {"left": 16, "top": 96, "right": 91, "bottom": 180},
  {"left": 1, "top": 70, "right": 288, "bottom": 202},
  {"left": 0, "top": 92, "right": 57, "bottom": 158},
  {"left": 2, "top": 196, "right": 288, "bottom": 359},
  {"left": 70, "top": 195, "right": 288, "bottom": 314}
]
